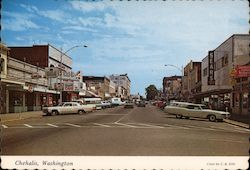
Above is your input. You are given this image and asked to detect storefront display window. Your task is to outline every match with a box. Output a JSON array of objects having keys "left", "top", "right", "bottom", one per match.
[{"left": 243, "top": 93, "right": 248, "bottom": 108}]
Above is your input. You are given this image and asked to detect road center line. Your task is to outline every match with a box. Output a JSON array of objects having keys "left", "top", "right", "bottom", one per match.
[
  {"left": 65, "top": 123, "right": 81, "bottom": 128},
  {"left": 47, "top": 123, "right": 58, "bottom": 128},
  {"left": 24, "top": 124, "right": 33, "bottom": 128},
  {"left": 2, "top": 125, "right": 8, "bottom": 128},
  {"left": 93, "top": 123, "right": 111, "bottom": 127}
]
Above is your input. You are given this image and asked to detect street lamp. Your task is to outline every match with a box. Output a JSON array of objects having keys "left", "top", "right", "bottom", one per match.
[
  {"left": 164, "top": 64, "right": 183, "bottom": 75},
  {"left": 59, "top": 44, "right": 88, "bottom": 103}
]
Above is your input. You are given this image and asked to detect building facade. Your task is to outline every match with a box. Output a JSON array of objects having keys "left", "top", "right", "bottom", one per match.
[
  {"left": 163, "top": 76, "right": 182, "bottom": 101},
  {"left": 8, "top": 44, "right": 83, "bottom": 103},
  {"left": 182, "top": 61, "right": 202, "bottom": 103},
  {"left": 109, "top": 73, "right": 131, "bottom": 99},
  {"left": 1, "top": 43, "right": 60, "bottom": 113},
  {"left": 82, "top": 76, "right": 111, "bottom": 99},
  {"left": 200, "top": 34, "right": 249, "bottom": 116}
]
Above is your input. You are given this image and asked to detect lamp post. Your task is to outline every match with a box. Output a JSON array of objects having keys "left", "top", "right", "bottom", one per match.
[{"left": 59, "top": 45, "right": 88, "bottom": 104}]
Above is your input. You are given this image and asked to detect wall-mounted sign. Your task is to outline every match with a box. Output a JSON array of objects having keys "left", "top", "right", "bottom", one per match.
[
  {"left": 31, "top": 73, "right": 42, "bottom": 79},
  {"left": 207, "top": 51, "right": 215, "bottom": 85},
  {"left": 235, "top": 65, "right": 250, "bottom": 78},
  {"left": 45, "top": 67, "right": 59, "bottom": 78},
  {"left": 64, "top": 82, "right": 74, "bottom": 91}
]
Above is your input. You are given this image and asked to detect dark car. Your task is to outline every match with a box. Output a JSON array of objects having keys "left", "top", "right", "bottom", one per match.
[
  {"left": 137, "top": 101, "right": 146, "bottom": 107},
  {"left": 124, "top": 101, "right": 134, "bottom": 109}
]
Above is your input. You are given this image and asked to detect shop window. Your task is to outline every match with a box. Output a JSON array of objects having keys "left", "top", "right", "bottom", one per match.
[{"left": 243, "top": 93, "right": 248, "bottom": 108}]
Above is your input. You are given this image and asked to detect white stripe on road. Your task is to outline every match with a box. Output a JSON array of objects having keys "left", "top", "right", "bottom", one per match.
[
  {"left": 185, "top": 125, "right": 217, "bottom": 131},
  {"left": 24, "top": 124, "right": 33, "bottom": 128},
  {"left": 135, "top": 123, "right": 164, "bottom": 129},
  {"left": 93, "top": 123, "right": 111, "bottom": 127},
  {"left": 115, "top": 122, "right": 137, "bottom": 128},
  {"left": 164, "top": 124, "right": 189, "bottom": 129},
  {"left": 65, "top": 123, "right": 81, "bottom": 128},
  {"left": 115, "top": 108, "right": 135, "bottom": 123},
  {"left": 92, "top": 114, "right": 126, "bottom": 116},
  {"left": 2, "top": 125, "right": 8, "bottom": 128},
  {"left": 47, "top": 123, "right": 58, "bottom": 128}
]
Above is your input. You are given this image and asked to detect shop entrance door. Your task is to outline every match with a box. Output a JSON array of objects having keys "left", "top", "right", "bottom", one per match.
[{"left": 26, "top": 92, "right": 35, "bottom": 111}]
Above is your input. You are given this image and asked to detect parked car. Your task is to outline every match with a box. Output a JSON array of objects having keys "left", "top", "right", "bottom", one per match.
[
  {"left": 124, "top": 101, "right": 134, "bottom": 109},
  {"left": 97, "top": 101, "right": 111, "bottom": 109},
  {"left": 42, "top": 102, "right": 93, "bottom": 116},
  {"left": 73, "top": 98, "right": 102, "bottom": 110},
  {"left": 164, "top": 102, "right": 230, "bottom": 122},
  {"left": 137, "top": 101, "right": 146, "bottom": 107},
  {"left": 111, "top": 97, "right": 125, "bottom": 106}
]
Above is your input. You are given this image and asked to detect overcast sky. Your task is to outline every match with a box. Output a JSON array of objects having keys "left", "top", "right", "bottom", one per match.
[{"left": 2, "top": 0, "right": 249, "bottom": 96}]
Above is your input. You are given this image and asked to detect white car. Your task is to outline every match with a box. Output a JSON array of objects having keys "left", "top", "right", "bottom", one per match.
[
  {"left": 97, "top": 101, "right": 111, "bottom": 109},
  {"left": 164, "top": 102, "right": 230, "bottom": 122},
  {"left": 43, "top": 102, "right": 93, "bottom": 116}
]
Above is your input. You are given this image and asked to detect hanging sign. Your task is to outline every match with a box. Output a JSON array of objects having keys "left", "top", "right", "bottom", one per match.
[{"left": 207, "top": 51, "right": 215, "bottom": 85}]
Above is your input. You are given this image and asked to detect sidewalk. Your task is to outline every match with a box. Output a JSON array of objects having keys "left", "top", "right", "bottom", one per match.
[
  {"left": 0, "top": 111, "right": 44, "bottom": 123},
  {"left": 223, "top": 113, "right": 249, "bottom": 129}
]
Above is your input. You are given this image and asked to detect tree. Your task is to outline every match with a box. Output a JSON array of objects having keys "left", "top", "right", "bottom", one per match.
[{"left": 145, "top": 84, "right": 159, "bottom": 100}]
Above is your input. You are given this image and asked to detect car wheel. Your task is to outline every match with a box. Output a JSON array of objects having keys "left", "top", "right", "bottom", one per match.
[
  {"left": 176, "top": 114, "right": 182, "bottom": 119},
  {"left": 51, "top": 110, "right": 58, "bottom": 116},
  {"left": 78, "top": 110, "right": 85, "bottom": 115},
  {"left": 209, "top": 115, "right": 216, "bottom": 122}
]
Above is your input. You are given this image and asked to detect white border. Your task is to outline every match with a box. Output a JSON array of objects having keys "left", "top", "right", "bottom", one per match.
[{"left": 1, "top": 156, "right": 249, "bottom": 170}]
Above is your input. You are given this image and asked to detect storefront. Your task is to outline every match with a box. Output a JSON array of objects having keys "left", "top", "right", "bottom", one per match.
[
  {"left": 232, "top": 77, "right": 249, "bottom": 116},
  {"left": 195, "top": 89, "right": 231, "bottom": 112}
]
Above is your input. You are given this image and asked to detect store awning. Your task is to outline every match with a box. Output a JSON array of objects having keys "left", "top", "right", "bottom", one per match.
[{"left": 193, "top": 89, "right": 232, "bottom": 98}]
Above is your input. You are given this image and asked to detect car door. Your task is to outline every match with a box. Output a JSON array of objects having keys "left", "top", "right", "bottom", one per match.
[
  {"left": 71, "top": 103, "right": 79, "bottom": 114},
  {"left": 62, "top": 103, "right": 72, "bottom": 114},
  {"left": 185, "top": 105, "right": 195, "bottom": 117},
  {"left": 192, "top": 106, "right": 203, "bottom": 118}
]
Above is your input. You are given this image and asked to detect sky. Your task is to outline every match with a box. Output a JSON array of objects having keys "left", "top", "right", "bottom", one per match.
[{"left": 2, "top": 0, "right": 249, "bottom": 96}]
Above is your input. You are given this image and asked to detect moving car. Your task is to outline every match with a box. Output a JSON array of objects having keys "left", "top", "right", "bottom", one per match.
[
  {"left": 164, "top": 102, "right": 230, "bottom": 122},
  {"left": 137, "top": 101, "right": 146, "bottom": 107},
  {"left": 124, "top": 101, "right": 134, "bottom": 109},
  {"left": 42, "top": 102, "right": 93, "bottom": 116}
]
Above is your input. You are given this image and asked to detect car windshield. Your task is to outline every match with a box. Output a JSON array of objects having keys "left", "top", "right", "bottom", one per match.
[
  {"left": 58, "top": 103, "right": 64, "bottom": 106},
  {"left": 201, "top": 105, "right": 209, "bottom": 109}
]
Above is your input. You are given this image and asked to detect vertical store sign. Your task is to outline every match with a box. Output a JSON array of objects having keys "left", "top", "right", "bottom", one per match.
[{"left": 208, "top": 51, "right": 215, "bottom": 85}]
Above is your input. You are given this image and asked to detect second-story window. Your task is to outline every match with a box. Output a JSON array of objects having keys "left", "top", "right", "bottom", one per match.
[{"left": 203, "top": 67, "right": 207, "bottom": 77}]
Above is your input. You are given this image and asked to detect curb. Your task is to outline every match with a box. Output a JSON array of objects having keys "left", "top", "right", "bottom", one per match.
[{"left": 224, "top": 119, "right": 249, "bottom": 129}]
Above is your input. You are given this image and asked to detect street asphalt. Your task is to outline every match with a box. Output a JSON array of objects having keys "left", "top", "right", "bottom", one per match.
[{"left": 1, "top": 105, "right": 249, "bottom": 156}]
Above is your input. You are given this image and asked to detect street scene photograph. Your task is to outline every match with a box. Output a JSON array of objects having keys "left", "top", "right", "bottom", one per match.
[{"left": 0, "top": 0, "right": 249, "bottom": 169}]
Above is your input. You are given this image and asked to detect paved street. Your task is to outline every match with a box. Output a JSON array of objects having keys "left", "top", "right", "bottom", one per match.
[{"left": 1, "top": 105, "right": 249, "bottom": 156}]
